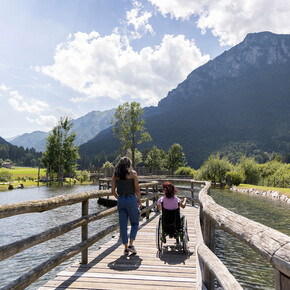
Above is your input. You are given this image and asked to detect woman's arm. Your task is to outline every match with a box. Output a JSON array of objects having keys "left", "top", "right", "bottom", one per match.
[
  {"left": 133, "top": 171, "right": 142, "bottom": 208},
  {"left": 111, "top": 175, "right": 118, "bottom": 199},
  {"left": 180, "top": 197, "right": 187, "bottom": 208}
]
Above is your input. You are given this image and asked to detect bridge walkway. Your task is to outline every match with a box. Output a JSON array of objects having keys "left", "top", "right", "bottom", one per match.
[{"left": 40, "top": 206, "right": 198, "bottom": 289}]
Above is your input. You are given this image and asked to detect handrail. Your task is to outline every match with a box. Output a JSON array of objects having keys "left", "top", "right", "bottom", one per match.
[
  {"left": 195, "top": 208, "right": 242, "bottom": 290},
  {"left": 0, "top": 182, "right": 158, "bottom": 219},
  {"left": 198, "top": 180, "right": 290, "bottom": 289},
  {"left": 0, "top": 181, "right": 159, "bottom": 290}
]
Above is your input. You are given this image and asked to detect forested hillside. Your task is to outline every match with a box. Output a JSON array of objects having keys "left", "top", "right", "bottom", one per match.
[{"left": 0, "top": 139, "right": 42, "bottom": 167}]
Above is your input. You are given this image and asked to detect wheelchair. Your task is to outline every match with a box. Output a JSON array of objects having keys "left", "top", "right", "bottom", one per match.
[{"left": 156, "top": 204, "right": 189, "bottom": 253}]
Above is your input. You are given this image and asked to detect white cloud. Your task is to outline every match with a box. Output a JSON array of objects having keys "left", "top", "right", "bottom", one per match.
[
  {"left": 148, "top": 0, "right": 290, "bottom": 46},
  {"left": 125, "top": 0, "right": 154, "bottom": 39},
  {"left": 40, "top": 31, "right": 209, "bottom": 106},
  {"left": 148, "top": 0, "right": 203, "bottom": 20},
  {"left": 0, "top": 84, "right": 10, "bottom": 91},
  {"left": 8, "top": 90, "right": 50, "bottom": 114},
  {"left": 26, "top": 115, "right": 58, "bottom": 130}
]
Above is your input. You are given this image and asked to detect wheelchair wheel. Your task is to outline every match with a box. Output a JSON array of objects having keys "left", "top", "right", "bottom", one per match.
[
  {"left": 182, "top": 218, "right": 189, "bottom": 253},
  {"left": 156, "top": 216, "right": 163, "bottom": 251}
]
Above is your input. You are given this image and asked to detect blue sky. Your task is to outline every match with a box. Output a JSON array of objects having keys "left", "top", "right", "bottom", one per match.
[{"left": 0, "top": 0, "right": 289, "bottom": 139}]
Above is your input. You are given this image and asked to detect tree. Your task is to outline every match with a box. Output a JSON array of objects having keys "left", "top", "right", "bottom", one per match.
[
  {"left": 102, "top": 161, "right": 114, "bottom": 177},
  {"left": 0, "top": 170, "right": 13, "bottom": 182},
  {"left": 111, "top": 102, "right": 151, "bottom": 168},
  {"left": 165, "top": 143, "right": 186, "bottom": 174},
  {"left": 114, "top": 148, "right": 143, "bottom": 167},
  {"left": 238, "top": 156, "right": 260, "bottom": 184},
  {"left": 144, "top": 146, "right": 166, "bottom": 170},
  {"left": 196, "top": 154, "right": 232, "bottom": 183},
  {"left": 41, "top": 117, "right": 80, "bottom": 185},
  {"left": 175, "top": 166, "right": 195, "bottom": 176}
]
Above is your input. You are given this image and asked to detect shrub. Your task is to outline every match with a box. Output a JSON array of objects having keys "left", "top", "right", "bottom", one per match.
[
  {"left": 77, "top": 170, "right": 90, "bottom": 184},
  {"left": 175, "top": 166, "right": 195, "bottom": 176},
  {"left": 0, "top": 170, "right": 13, "bottom": 182},
  {"left": 102, "top": 161, "right": 114, "bottom": 169},
  {"left": 226, "top": 171, "right": 243, "bottom": 186},
  {"left": 238, "top": 156, "right": 260, "bottom": 184},
  {"left": 196, "top": 154, "right": 232, "bottom": 182}
]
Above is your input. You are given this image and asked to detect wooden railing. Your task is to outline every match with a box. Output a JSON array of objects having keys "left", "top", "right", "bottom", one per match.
[
  {"left": 196, "top": 180, "right": 290, "bottom": 290},
  {"left": 1, "top": 179, "right": 289, "bottom": 289},
  {"left": 0, "top": 182, "right": 159, "bottom": 290}
]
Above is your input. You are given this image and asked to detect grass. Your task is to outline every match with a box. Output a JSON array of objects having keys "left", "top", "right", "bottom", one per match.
[
  {"left": 237, "top": 184, "right": 290, "bottom": 198},
  {"left": 0, "top": 167, "right": 93, "bottom": 191},
  {"left": 0, "top": 167, "right": 46, "bottom": 177}
]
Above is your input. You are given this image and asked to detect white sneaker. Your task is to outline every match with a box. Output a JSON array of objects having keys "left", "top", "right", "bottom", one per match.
[{"left": 128, "top": 245, "right": 137, "bottom": 254}]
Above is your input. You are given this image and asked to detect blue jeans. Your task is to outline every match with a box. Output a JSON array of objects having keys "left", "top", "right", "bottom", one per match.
[{"left": 117, "top": 195, "right": 139, "bottom": 244}]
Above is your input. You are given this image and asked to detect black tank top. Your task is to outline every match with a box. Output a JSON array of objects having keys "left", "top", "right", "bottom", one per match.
[{"left": 116, "top": 178, "right": 135, "bottom": 196}]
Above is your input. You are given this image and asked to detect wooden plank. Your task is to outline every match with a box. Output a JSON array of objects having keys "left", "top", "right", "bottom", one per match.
[
  {"left": 40, "top": 277, "right": 196, "bottom": 289},
  {"left": 57, "top": 270, "right": 196, "bottom": 283},
  {"left": 40, "top": 206, "right": 198, "bottom": 289}
]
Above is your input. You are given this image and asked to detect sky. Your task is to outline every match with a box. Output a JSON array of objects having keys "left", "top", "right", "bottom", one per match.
[{"left": 0, "top": 0, "right": 290, "bottom": 139}]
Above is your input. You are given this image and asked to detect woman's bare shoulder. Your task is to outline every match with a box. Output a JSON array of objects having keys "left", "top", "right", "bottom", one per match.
[{"left": 131, "top": 170, "right": 138, "bottom": 176}]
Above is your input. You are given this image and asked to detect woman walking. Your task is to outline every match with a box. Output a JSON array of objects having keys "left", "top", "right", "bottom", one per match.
[{"left": 112, "top": 156, "right": 142, "bottom": 255}]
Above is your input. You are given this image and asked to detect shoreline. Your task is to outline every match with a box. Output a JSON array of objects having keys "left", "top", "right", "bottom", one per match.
[{"left": 230, "top": 186, "right": 290, "bottom": 204}]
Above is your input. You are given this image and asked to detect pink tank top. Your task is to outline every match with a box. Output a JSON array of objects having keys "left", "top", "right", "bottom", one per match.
[{"left": 157, "top": 196, "right": 181, "bottom": 210}]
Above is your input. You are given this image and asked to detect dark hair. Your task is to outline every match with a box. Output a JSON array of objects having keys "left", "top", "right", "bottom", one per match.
[
  {"left": 162, "top": 182, "right": 178, "bottom": 198},
  {"left": 114, "top": 156, "right": 132, "bottom": 180}
]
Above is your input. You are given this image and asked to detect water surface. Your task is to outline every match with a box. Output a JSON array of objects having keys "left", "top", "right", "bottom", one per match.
[{"left": 0, "top": 185, "right": 119, "bottom": 289}]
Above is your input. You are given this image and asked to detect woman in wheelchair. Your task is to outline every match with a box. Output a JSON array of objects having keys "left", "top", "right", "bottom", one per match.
[{"left": 156, "top": 182, "right": 189, "bottom": 252}]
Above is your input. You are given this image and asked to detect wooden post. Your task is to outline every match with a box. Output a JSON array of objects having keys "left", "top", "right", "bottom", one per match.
[
  {"left": 81, "top": 200, "right": 89, "bottom": 264},
  {"left": 49, "top": 166, "right": 52, "bottom": 186},
  {"left": 202, "top": 213, "right": 215, "bottom": 290},
  {"left": 191, "top": 182, "right": 194, "bottom": 206},
  {"left": 46, "top": 166, "right": 49, "bottom": 187},
  {"left": 146, "top": 187, "right": 149, "bottom": 219},
  {"left": 275, "top": 269, "right": 290, "bottom": 290},
  {"left": 37, "top": 163, "right": 40, "bottom": 187}
]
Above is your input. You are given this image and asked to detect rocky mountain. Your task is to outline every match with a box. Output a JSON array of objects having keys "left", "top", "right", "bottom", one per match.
[
  {"left": 160, "top": 31, "right": 290, "bottom": 109},
  {"left": 9, "top": 109, "right": 115, "bottom": 152},
  {"left": 73, "top": 109, "right": 115, "bottom": 146},
  {"left": 79, "top": 32, "right": 290, "bottom": 167},
  {"left": 9, "top": 131, "right": 49, "bottom": 152}
]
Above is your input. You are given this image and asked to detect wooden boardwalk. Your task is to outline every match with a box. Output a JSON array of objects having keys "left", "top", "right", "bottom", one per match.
[{"left": 40, "top": 206, "right": 198, "bottom": 289}]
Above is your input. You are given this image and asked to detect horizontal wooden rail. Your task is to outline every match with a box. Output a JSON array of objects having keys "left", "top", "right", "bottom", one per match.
[
  {"left": 1, "top": 190, "right": 160, "bottom": 262},
  {"left": 1, "top": 182, "right": 160, "bottom": 290},
  {"left": 199, "top": 181, "right": 290, "bottom": 278},
  {"left": 197, "top": 181, "right": 290, "bottom": 289},
  {"left": 0, "top": 190, "right": 110, "bottom": 219},
  {"left": 175, "top": 186, "right": 199, "bottom": 192},
  {"left": 0, "top": 182, "right": 158, "bottom": 219},
  {"left": 0, "top": 206, "right": 118, "bottom": 261},
  {"left": 3, "top": 223, "right": 120, "bottom": 290},
  {"left": 195, "top": 208, "right": 242, "bottom": 290}
]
